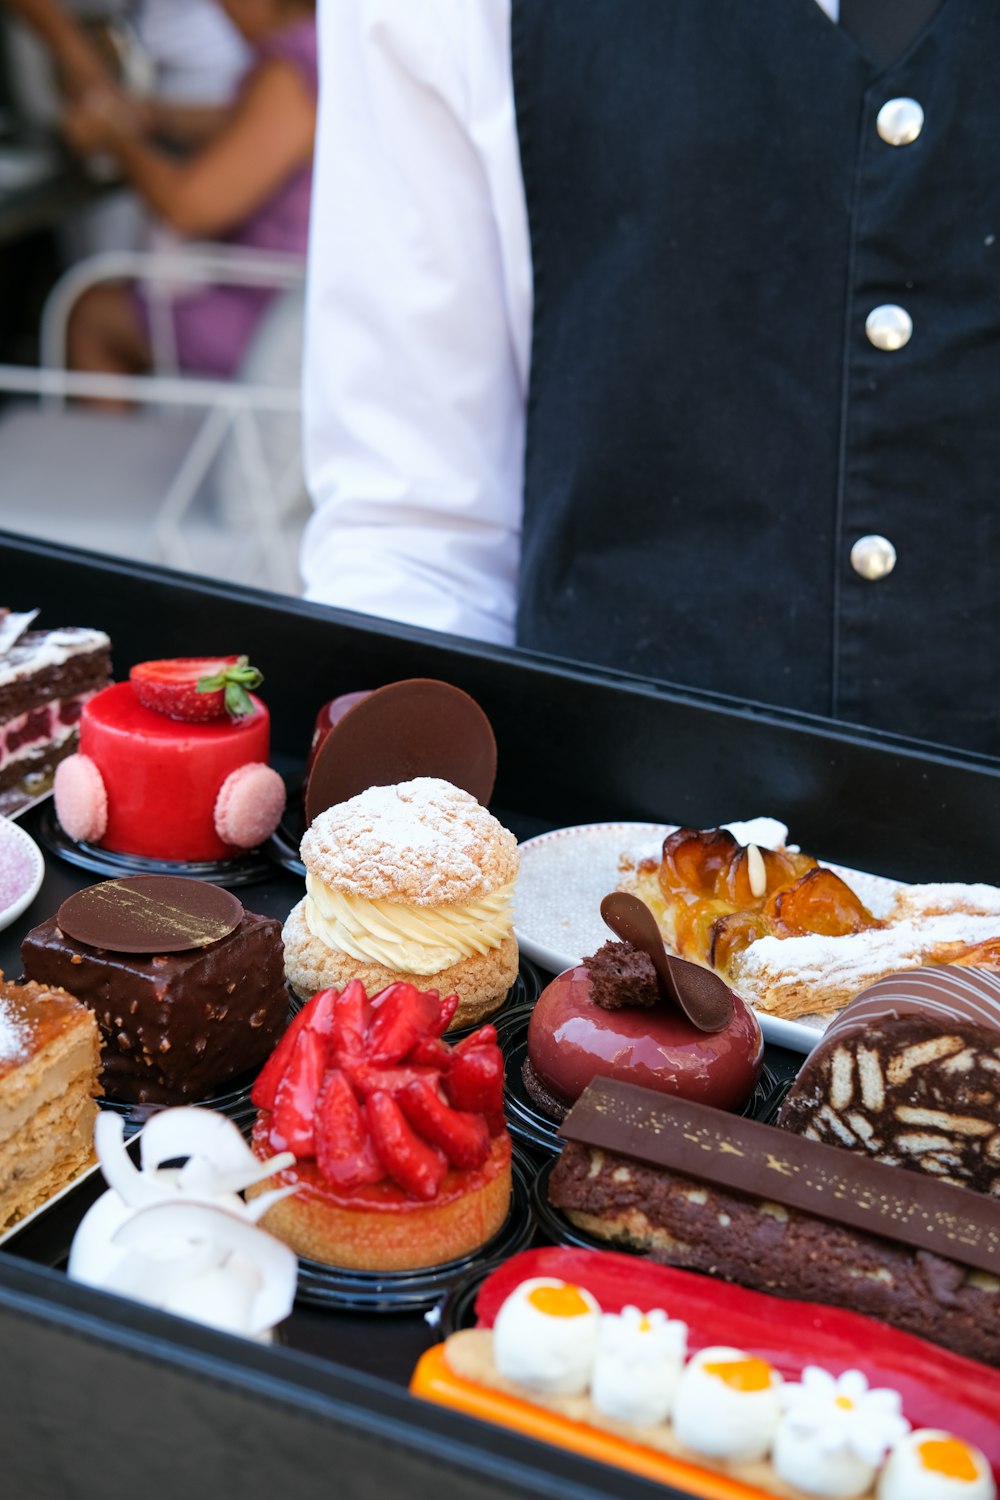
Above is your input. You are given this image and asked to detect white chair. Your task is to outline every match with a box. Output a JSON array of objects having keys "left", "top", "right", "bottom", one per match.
[{"left": 0, "top": 242, "right": 308, "bottom": 594}]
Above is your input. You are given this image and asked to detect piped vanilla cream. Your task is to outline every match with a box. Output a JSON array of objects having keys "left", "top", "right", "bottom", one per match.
[{"left": 303, "top": 874, "right": 515, "bottom": 974}]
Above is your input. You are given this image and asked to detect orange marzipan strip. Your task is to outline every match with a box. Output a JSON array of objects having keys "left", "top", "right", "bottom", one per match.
[{"left": 410, "top": 1345, "right": 774, "bottom": 1500}]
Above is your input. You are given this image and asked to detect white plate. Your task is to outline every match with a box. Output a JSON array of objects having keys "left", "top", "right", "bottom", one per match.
[
  {"left": 513, "top": 819, "right": 902, "bottom": 1054},
  {"left": 0, "top": 815, "right": 44, "bottom": 933}
]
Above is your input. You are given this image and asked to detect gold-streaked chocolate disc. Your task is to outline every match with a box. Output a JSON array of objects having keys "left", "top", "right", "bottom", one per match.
[{"left": 57, "top": 875, "right": 243, "bottom": 953}]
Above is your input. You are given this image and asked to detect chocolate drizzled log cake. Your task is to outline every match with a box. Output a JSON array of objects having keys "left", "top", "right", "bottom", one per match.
[
  {"left": 21, "top": 875, "right": 286, "bottom": 1104},
  {"left": 778, "top": 967, "right": 1000, "bottom": 1192},
  {"left": 0, "top": 609, "right": 111, "bottom": 806},
  {"left": 548, "top": 1077, "right": 1000, "bottom": 1366}
]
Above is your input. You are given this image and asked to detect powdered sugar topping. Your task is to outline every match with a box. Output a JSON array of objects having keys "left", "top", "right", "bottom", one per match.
[
  {"left": 302, "top": 777, "right": 518, "bottom": 905},
  {"left": 0, "top": 997, "right": 28, "bottom": 1063}
]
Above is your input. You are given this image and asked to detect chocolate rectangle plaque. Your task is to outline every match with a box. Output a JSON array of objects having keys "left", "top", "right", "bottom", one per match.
[{"left": 558, "top": 1077, "right": 1000, "bottom": 1276}]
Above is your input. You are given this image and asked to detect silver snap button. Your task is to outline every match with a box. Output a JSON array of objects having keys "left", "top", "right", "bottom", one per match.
[
  {"left": 877, "top": 98, "right": 924, "bottom": 146},
  {"left": 866, "top": 304, "right": 913, "bottom": 351},
  {"left": 851, "top": 534, "right": 897, "bottom": 581}
]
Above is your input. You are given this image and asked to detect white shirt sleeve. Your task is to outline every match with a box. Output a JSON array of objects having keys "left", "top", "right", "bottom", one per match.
[{"left": 301, "top": 0, "right": 531, "bottom": 646}]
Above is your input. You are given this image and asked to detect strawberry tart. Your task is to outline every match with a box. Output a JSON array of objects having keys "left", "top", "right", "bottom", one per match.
[
  {"left": 246, "top": 980, "right": 512, "bottom": 1271},
  {"left": 53, "top": 655, "right": 286, "bottom": 863}
]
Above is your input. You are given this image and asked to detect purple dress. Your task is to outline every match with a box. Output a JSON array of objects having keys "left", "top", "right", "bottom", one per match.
[{"left": 135, "top": 18, "right": 317, "bottom": 378}]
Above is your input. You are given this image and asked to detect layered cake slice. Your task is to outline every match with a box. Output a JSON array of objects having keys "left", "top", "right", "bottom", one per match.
[
  {"left": 0, "top": 977, "right": 102, "bottom": 1232},
  {"left": 0, "top": 610, "right": 111, "bottom": 806}
]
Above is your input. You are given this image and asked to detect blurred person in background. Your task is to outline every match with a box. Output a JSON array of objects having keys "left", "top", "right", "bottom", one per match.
[
  {"left": 3, "top": 0, "right": 248, "bottom": 122},
  {"left": 301, "top": 0, "right": 1000, "bottom": 760},
  {"left": 51, "top": 0, "right": 316, "bottom": 380},
  {"left": 3, "top": 0, "right": 250, "bottom": 256}
]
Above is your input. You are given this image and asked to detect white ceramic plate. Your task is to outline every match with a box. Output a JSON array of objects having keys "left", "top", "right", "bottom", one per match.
[
  {"left": 0, "top": 815, "right": 45, "bottom": 933},
  {"left": 513, "top": 819, "right": 902, "bottom": 1054}
]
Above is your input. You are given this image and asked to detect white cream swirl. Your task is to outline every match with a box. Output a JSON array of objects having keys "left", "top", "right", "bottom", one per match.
[{"left": 304, "top": 873, "right": 515, "bottom": 973}]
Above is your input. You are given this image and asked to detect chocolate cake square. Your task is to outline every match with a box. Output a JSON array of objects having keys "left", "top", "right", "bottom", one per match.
[{"left": 21, "top": 908, "right": 287, "bottom": 1105}]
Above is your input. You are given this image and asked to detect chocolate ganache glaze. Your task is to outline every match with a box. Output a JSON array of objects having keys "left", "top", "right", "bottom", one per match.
[{"left": 22, "top": 877, "right": 287, "bottom": 1105}]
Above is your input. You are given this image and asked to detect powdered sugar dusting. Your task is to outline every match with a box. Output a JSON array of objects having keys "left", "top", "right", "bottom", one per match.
[
  {"left": 0, "top": 998, "right": 28, "bottom": 1063},
  {"left": 302, "top": 777, "right": 518, "bottom": 904}
]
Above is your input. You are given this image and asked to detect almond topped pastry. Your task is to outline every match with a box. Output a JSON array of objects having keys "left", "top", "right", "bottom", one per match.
[{"left": 621, "top": 826, "right": 1000, "bottom": 1020}]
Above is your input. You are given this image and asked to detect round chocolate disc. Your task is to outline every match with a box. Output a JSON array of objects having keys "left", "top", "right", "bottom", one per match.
[
  {"left": 304, "top": 678, "right": 498, "bottom": 825},
  {"left": 57, "top": 875, "right": 243, "bottom": 953}
]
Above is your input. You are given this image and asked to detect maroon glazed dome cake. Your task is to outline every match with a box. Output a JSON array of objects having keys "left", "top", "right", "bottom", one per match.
[{"left": 524, "top": 942, "right": 764, "bottom": 1119}]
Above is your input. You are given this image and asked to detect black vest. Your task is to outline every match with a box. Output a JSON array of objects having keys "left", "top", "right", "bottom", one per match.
[{"left": 512, "top": 0, "right": 1000, "bottom": 756}]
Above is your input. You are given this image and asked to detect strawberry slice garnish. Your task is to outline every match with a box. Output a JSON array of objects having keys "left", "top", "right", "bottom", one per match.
[
  {"left": 428, "top": 993, "right": 460, "bottom": 1035},
  {"left": 341, "top": 1060, "right": 442, "bottom": 1099},
  {"left": 314, "top": 1069, "right": 384, "bottom": 1189},
  {"left": 251, "top": 1007, "right": 311, "bottom": 1111},
  {"left": 443, "top": 1042, "right": 505, "bottom": 1121},
  {"left": 407, "top": 1037, "right": 453, "bottom": 1070},
  {"left": 130, "top": 655, "right": 263, "bottom": 722},
  {"left": 330, "top": 978, "right": 373, "bottom": 1062},
  {"left": 367, "top": 983, "right": 442, "bottom": 1064},
  {"left": 268, "top": 1028, "right": 325, "bottom": 1156},
  {"left": 251, "top": 988, "right": 340, "bottom": 1110},
  {"left": 366, "top": 1090, "right": 448, "bottom": 1200},
  {"left": 398, "top": 1079, "right": 490, "bottom": 1169}
]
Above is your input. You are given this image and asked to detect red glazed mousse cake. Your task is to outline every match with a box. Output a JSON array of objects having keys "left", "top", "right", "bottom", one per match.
[
  {"left": 247, "top": 980, "right": 511, "bottom": 1271},
  {"left": 525, "top": 937, "right": 764, "bottom": 1119},
  {"left": 53, "top": 656, "right": 285, "bottom": 862}
]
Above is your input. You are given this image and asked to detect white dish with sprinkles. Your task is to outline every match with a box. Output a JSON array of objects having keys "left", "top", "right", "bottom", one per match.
[{"left": 0, "top": 815, "right": 45, "bottom": 933}]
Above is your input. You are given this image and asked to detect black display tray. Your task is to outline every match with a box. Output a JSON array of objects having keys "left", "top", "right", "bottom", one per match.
[{"left": 3, "top": 532, "right": 1000, "bottom": 1500}]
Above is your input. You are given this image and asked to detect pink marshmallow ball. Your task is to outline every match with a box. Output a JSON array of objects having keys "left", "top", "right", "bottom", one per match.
[
  {"left": 54, "top": 754, "right": 108, "bottom": 844},
  {"left": 214, "top": 763, "right": 286, "bottom": 849}
]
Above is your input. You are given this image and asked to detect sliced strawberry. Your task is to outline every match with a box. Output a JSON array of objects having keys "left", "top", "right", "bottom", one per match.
[
  {"left": 453, "top": 1024, "right": 498, "bottom": 1054},
  {"left": 251, "top": 1004, "right": 313, "bottom": 1111},
  {"left": 130, "top": 655, "right": 262, "bottom": 722},
  {"left": 443, "top": 1043, "right": 505, "bottom": 1120},
  {"left": 367, "top": 983, "right": 441, "bottom": 1064},
  {"left": 428, "top": 993, "right": 460, "bottom": 1035},
  {"left": 398, "top": 1079, "right": 491, "bottom": 1169},
  {"left": 314, "top": 1069, "right": 384, "bottom": 1189},
  {"left": 268, "top": 1028, "right": 325, "bottom": 1157},
  {"left": 330, "top": 978, "right": 373, "bottom": 1062},
  {"left": 251, "top": 988, "right": 341, "bottom": 1110},
  {"left": 341, "top": 1059, "right": 442, "bottom": 1099},
  {"left": 407, "top": 1037, "right": 453, "bottom": 1070},
  {"left": 366, "top": 1090, "right": 447, "bottom": 1200}
]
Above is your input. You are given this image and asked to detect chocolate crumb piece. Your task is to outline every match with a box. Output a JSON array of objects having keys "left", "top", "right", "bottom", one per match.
[{"left": 584, "top": 941, "right": 660, "bottom": 1010}]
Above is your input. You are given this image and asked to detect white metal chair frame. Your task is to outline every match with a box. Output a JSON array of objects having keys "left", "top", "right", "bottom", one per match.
[{"left": 0, "top": 243, "right": 306, "bottom": 591}]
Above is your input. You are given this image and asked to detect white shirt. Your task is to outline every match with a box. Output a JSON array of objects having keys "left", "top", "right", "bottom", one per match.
[{"left": 302, "top": 0, "right": 840, "bottom": 641}]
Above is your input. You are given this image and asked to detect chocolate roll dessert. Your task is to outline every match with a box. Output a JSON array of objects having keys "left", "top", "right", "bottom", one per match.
[{"left": 778, "top": 966, "right": 1000, "bottom": 1193}]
